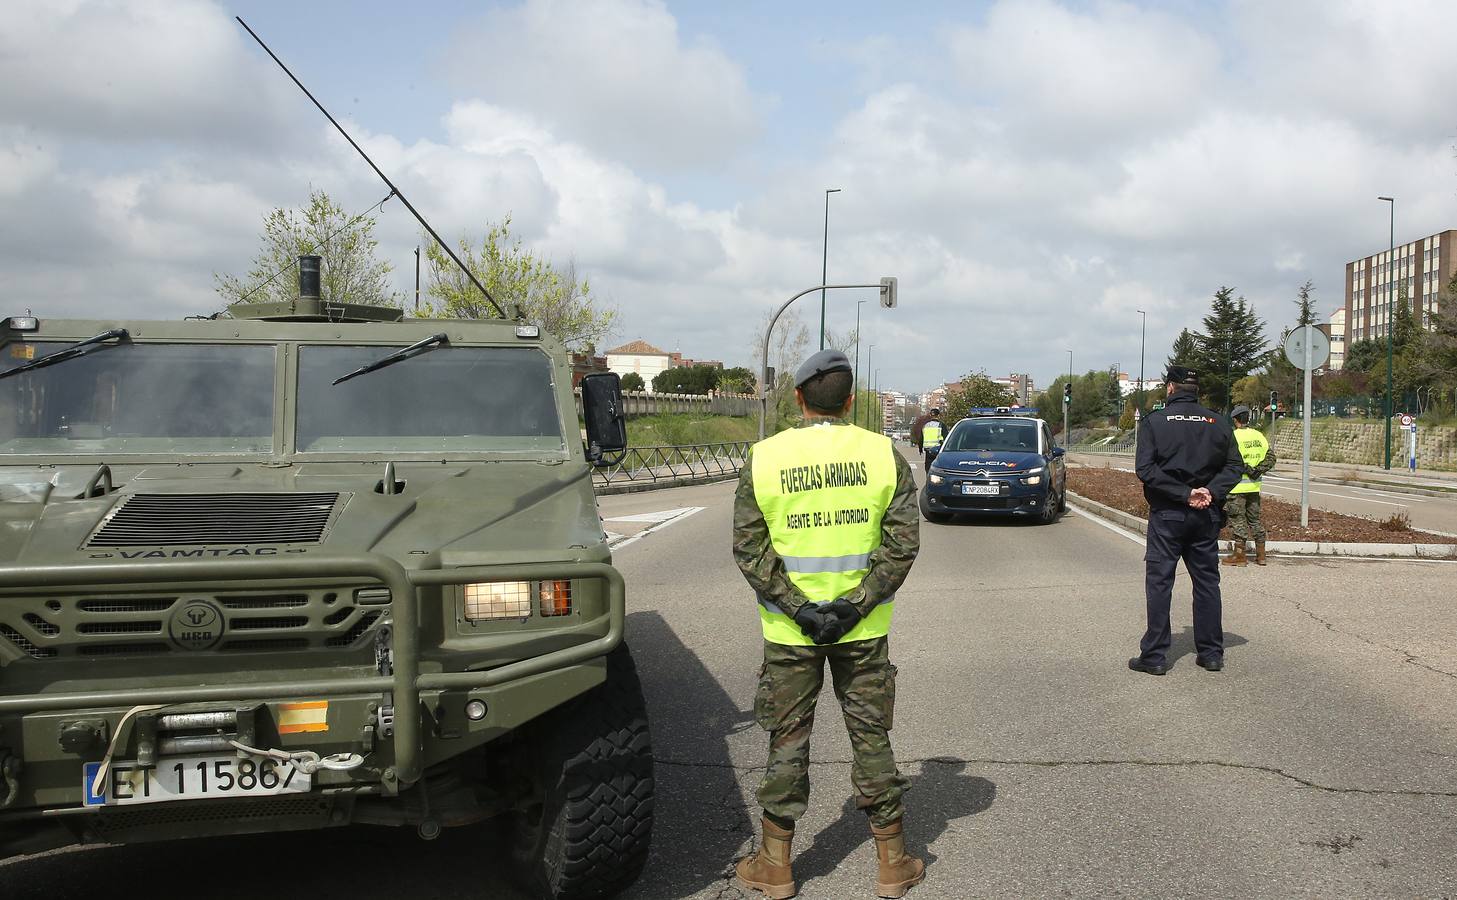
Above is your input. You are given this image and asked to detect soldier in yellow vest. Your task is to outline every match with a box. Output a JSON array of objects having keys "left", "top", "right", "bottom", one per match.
[
  {"left": 1223, "top": 405, "right": 1277, "bottom": 566},
  {"left": 919, "top": 409, "right": 944, "bottom": 469},
  {"left": 732, "top": 349, "right": 923, "bottom": 899}
]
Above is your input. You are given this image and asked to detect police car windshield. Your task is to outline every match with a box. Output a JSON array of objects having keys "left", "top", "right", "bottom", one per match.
[{"left": 945, "top": 419, "right": 1039, "bottom": 453}]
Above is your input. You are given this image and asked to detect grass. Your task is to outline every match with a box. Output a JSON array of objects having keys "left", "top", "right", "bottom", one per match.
[
  {"left": 1380, "top": 510, "right": 1413, "bottom": 532},
  {"left": 625, "top": 413, "right": 759, "bottom": 447}
]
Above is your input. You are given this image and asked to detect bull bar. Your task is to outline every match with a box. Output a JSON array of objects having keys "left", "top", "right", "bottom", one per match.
[{"left": 0, "top": 555, "right": 625, "bottom": 787}]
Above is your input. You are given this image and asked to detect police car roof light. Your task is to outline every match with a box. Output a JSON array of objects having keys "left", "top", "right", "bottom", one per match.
[{"left": 967, "top": 407, "right": 1039, "bottom": 417}]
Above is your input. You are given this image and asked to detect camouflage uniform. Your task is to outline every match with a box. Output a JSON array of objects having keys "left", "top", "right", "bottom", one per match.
[
  {"left": 732, "top": 418, "right": 919, "bottom": 827},
  {"left": 1226, "top": 446, "right": 1277, "bottom": 541}
]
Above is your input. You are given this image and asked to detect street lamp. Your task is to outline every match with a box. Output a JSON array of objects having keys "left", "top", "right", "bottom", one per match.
[
  {"left": 1136, "top": 309, "right": 1146, "bottom": 411},
  {"left": 874, "top": 368, "right": 882, "bottom": 433},
  {"left": 852, "top": 298, "right": 867, "bottom": 424},
  {"left": 1065, "top": 349, "right": 1072, "bottom": 444},
  {"left": 865, "top": 344, "right": 875, "bottom": 428},
  {"left": 820, "top": 188, "right": 842, "bottom": 350},
  {"left": 1379, "top": 195, "right": 1395, "bottom": 469}
]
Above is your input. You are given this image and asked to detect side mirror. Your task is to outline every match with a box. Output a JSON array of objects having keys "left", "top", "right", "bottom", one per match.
[
  {"left": 581, "top": 372, "right": 628, "bottom": 465},
  {"left": 1050, "top": 447, "right": 1066, "bottom": 459}
]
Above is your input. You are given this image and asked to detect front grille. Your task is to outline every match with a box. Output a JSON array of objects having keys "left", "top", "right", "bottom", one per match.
[
  {"left": 944, "top": 496, "right": 1021, "bottom": 510},
  {"left": 0, "top": 587, "right": 387, "bottom": 660},
  {"left": 86, "top": 492, "right": 341, "bottom": 547},
  {"left": 89, "top": 796, "right": 333, "bottom": 837}
]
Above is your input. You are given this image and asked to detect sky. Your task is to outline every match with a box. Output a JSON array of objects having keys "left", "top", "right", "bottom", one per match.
[{"left": 3, "top": 0, "right": 1456, "bottom": 395}]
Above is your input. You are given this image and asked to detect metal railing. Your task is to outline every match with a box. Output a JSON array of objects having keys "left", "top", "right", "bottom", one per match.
[{"left": 592, "top": 441, "right": 751, "bottom": 487}]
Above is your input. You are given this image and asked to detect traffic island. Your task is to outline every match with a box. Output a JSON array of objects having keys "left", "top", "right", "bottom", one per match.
[{"left": 1066, "top": 467, "right": 1457, "bottom": 559}]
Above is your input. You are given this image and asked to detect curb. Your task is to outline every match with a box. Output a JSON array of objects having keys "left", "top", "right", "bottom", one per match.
[
  {"left": 1064, "top": 491, "right": 1457, "bottom": 559},
  {"left": 594, "top": 472, "right": 738, "bottom": 495},
  {"left": 1068, "top": 452, "right": 1457, "bottom": 497}
]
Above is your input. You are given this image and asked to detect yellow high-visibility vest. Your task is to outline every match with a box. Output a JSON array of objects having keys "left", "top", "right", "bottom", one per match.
[
  {"left": 1230, "top": 426, "right": 1270, "bottom": 495},
  {"left": 922, "top": 420, "right": 944, "bottom": 449},
  {"left": 750, "top": 423, "right": 899, "bottom": 646}
]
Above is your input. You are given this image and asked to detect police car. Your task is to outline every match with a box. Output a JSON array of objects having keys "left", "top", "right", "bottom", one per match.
[{"left": 919, "top": 408, "right": 1067, "bottom": 524}]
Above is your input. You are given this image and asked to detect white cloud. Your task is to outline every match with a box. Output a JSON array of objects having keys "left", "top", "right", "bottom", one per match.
[{"left": 442, "top": 0, "right": 761, "bottom": 169}]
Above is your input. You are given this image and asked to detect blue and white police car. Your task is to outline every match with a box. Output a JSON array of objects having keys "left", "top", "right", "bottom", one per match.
[{"left": 918, "top": 408, "right": 1067, "bottom": 524}]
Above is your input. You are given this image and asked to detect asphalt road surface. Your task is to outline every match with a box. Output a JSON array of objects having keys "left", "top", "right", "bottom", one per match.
[{"left": 4, "top": 463, "right": 1456, "bottom": 898}]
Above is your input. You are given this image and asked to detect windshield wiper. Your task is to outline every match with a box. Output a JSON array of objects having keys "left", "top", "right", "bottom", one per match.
[
  {"left": 332, "top": 333, "right": 449, "bottom": 385},
  {"left": 0, "top": 329, "right": 129, "bottom": 380}
]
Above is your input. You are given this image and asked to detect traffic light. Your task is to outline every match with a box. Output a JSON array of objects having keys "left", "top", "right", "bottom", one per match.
[
  {"left": 1063, "top": 383, "right": 1072, "bottom": 405},
  {"left": 879, "top": 276, "right": 898, "bottom": 308},
  {"left": 1269, "top": 390, "right": 1278, "bottom": 411}
]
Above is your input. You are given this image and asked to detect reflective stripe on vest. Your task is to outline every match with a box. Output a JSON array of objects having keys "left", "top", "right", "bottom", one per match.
[
  {"left": 922, "top": 421, "right": 943, "bottom": 449},
  {"left": 1230, "top": 426, "right": 1270, "bottom": 494},
  {"left": 751, "top": 423, "right": 898, "bottom": 646}
]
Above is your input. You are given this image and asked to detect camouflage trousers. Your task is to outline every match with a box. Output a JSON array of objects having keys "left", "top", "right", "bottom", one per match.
[
  {"left": 754, "top": 636, "right": 907, "bottom": 828},
  {"left": 1226, "top": 492, "right": 1265, "bottom": 541}
]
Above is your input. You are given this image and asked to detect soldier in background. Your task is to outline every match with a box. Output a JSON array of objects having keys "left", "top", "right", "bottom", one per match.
[
  {"left": 1223, "top": 404, "right": 1276, "bottom": 567},
  {"left": 732, "top": 349, "right": 924, "bottom": 899}
]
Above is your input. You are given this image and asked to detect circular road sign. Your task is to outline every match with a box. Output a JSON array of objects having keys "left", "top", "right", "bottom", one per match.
[
  {"left": 1283, "top": 325, "right": 1331, "bottom": 371},
  {"left": 1400, "top": 413, "right": 1413, "bottom": 427}
]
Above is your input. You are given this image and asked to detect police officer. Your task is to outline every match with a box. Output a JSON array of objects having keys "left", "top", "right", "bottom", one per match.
[
  {"left": 732, "top": 349, "right": 924, "bottom": 899},
  {"left": 1223, "top": 405, "right": 1276, "bottom": 567},
  {"left": 1129, "top": 366, "right": 1244, "bottom": 675},
  {"left": 918, "top": 408, "right": 944, "bottom": 469}
]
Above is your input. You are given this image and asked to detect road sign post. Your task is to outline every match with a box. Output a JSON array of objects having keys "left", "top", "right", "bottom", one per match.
[
  {"left": 1283, "top": 325, "right": 1331, "bottom": 528},
  {"left": 1409, "top": 421, "right": 1418, "bottom": 472}
]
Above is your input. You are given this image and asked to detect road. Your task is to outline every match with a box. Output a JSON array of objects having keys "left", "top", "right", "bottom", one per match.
[
  {"left": 4, "top": 465, "right": 1457, "bottom": 898},
  {"left": 1071, "top": 452, "right": 1457, "bottom": 535}
]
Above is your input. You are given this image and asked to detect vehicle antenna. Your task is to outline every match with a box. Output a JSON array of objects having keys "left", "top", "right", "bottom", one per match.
[{"left": 235, "top": 17, "right": 506, "bottom": 319}]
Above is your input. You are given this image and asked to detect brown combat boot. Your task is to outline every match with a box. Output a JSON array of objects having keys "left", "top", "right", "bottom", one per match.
[
  {"left": 871, "top": 819, "right": 925, "bottom": 898},
  {"left": 1254, "top": 541, "right": 1267, "bottom": 566},
  {"left": 1221, "top": 542, "right": 1247, "bottom": 567},
  {"left": 735, "top": 816, "right": 797, "bottom": 899}
]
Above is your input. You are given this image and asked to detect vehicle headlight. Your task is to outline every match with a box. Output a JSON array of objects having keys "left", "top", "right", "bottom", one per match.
[
  {"left": 463, "top": 581, "right": 532, "bottom": 621},
  {"left": 928, "top": 472, "right": 944, "bottom": 484},
  {"left": 1023, "top": 474, "right": 1042, "bottom": 485}
]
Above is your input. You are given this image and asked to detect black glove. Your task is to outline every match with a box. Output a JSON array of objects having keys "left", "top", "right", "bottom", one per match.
[
  {"left": 811, "top": 599, "right": 864, "bottom": 645},
  {"left": 793, "top": 604, "right": 830, "bottom": 640}
]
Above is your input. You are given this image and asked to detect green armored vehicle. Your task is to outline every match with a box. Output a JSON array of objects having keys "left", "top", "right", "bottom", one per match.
[{"left": 0, "top": 267, "right": 652, "bottom": 898}]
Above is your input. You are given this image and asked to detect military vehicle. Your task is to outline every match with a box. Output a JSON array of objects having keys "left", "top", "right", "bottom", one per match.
[{"left": 0, "top": 260, "right": 653, "bottom": 898}]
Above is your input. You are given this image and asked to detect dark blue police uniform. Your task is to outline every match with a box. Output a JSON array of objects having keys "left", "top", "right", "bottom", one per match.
[{"left": 1132, "top": 378, "right": 1243, "bottom": 672}]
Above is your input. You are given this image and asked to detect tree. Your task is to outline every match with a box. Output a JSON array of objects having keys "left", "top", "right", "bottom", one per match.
[
  {"left": 751, "top": 307, "right": 811, "bottom": 431},
  {"left": 1192, "top": 286, "right": 1269, "bottom": 411},
  {"left": 422, "top": 216, "right": 616, "bottom": 350},
  {"left": 718, "top": 366, "right": 756, "bottom": 393},
  {"left": 651, "top": 365, "right": 720, "bottom": 395},
  {"left": 1118, "top": 399, "right": 1136, "bottom": 430},
  {"left": 942, "top": 372, "right": 1014, "bottom": 422},
  {"left": 619, "top": 372, "right": 645, "bottom": 392},
  {"left": 1294, "top": 279, "right": 1318, "bottom": 327},
  {"left": 215, "top": 189, "right": 401, "bottom": 308},
  {"left": 1166, "top": 328, "right": 1198, "bottom": 372}
]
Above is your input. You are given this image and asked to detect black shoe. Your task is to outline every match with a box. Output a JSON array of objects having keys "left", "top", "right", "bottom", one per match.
[
  {"left": 1195, "top": 655, "right": 1224, "bottom": 672},
  {"left": 1128, "top": 657, "right": 1167, "bottom": 676}
]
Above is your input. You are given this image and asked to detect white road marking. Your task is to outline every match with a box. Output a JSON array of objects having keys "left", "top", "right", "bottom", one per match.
[
  {"left": 604, "top": 507, "right": 702, "bottom": 523},
  {"left": 1260, "top": 482, "right": 1411, "bottom": 508},
  {"left": 1070, "top": 506, "right": 1145, "bottom": 546},
  {"left": 607, "top": 506, "right": 705, "bottom": 551},
  {"left": 1350, "top": 486, "right": 1426, "bottom": 502}
]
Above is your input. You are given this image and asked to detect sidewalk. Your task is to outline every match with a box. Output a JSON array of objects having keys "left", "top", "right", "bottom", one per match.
[{"left": 1069, "top": 449, "right": 1457, "bottom": 495}]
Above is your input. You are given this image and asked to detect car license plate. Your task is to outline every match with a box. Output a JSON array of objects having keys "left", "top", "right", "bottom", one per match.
[
  {"left": 83, "top": 754, "right": 311, "bottom": 807},
  {"left": 961, "top": 484, "right": 999, "bottom": 496}
]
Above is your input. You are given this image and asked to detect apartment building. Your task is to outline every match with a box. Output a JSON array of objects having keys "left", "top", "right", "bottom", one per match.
[{"left": 1345, "top": 228, "right": 1455, "bottom": 344}]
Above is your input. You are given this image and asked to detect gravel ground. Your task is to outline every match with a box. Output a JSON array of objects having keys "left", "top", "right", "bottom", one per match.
[{"left": 1067, "top": 466, "right": 1457, "bottom": 544}]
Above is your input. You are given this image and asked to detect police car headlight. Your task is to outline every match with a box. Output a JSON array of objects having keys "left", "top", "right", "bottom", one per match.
[
  {"left": 1023, "top": 474, "right": 1042, "bottom": 485},
  {"left": 928, "top": 472, "right": 944, "bottom": 485}
]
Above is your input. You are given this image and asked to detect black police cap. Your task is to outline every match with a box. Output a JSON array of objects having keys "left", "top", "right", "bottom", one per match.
[{"left": 1164, "top": 365, "right": 1199, "bottom": 386}]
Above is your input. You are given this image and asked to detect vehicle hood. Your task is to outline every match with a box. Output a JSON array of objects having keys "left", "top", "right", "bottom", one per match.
[
  {"left": 929, "top": 450, "right": 1046, "bottom": 475},
  {"left": 0, "top": 461, "right": 605, "bottom": 568}
]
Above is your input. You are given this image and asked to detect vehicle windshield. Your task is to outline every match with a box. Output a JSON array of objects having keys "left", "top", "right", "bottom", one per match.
[
  {"left": 945, "top": 419, "right": 1040, "bottom": 453},
  {"left": 296, "top": 345, "right": 564, "bottom": 454},
  {"left": 0, "top": 342, "right": 275, "bottom": 454}
]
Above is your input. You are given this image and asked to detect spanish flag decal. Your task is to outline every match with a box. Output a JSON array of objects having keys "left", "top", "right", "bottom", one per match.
[{"left": 278, "top": 701, "right": 329, "bottom": 734}]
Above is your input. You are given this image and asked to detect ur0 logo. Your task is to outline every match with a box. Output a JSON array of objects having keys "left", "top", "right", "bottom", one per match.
[{"left": 169, "top": 599, "right": 224, "bottom": 650}]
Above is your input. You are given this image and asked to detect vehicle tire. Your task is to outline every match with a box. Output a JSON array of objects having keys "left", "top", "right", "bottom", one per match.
[
  {"left": 511, "top": 643, "right": 654, "bottom": 899},
  {"left": 1037, "top": 490, "right": 1060, "bottom": 525},
  {"left": 919, "top": 489, "right": 951, "bottom": 524}
]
